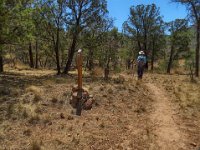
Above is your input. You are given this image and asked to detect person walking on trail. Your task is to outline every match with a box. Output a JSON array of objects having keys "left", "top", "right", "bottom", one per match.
[{"left": 137, "top": 51, "right": 147, "bottom": 79}]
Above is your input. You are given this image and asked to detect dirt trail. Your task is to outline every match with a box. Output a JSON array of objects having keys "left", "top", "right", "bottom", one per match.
[{"left": 146, "top": 83, "right": 187, "bottom": 150}]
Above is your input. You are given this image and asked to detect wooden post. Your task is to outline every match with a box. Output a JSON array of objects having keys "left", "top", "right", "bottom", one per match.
[
  {"left": 76, "top": 49, "right": 83, "bottom": 116},
  {"left": 77, "top": 49, "right": 83, "bottom": 90}
]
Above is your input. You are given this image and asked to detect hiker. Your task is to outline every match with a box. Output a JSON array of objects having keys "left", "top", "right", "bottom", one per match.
[{"left": 137, "top": 51, "right": 146, "bottom": 79}]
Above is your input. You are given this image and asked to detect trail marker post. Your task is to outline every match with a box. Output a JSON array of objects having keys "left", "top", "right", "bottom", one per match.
[
  {"left": 69, "top": 49, "right": 94, "bottom": 115},
  {"left": 76, "top": 49, "right": 83, "bottom": 116}
]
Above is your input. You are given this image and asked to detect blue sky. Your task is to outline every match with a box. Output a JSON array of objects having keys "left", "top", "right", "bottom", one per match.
[{"left": 107, "top": 0, "right": 188, "bottom": 31}]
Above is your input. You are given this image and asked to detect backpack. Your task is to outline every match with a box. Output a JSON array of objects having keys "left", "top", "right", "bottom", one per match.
[{"left": 137, "top": 56, "right": 145, "bottom": 67}]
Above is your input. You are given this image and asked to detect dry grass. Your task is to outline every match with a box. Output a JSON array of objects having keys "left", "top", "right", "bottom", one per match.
[
  {"left": 0, "top": 69, "right": 153, "bottom": 149},
  {"left": 4, "top": 60, "right": 30, "bottom": 70},
  {"left": 0, "top": 69, "right": 199, "bottom": 149},
  {"left": 147, "top": 73, "right": 200, "bottom": 113},
  {"left": 6, "top": 91, "right": 44, "bottom": 122},
  {"left": 26, "top": 86, "right": 43, "bottom": 95},
  {"left": 5, "top": 66, "right": 56, "bottom": 76},
  {"left": 69, "top": 70, "right": 90, "bottom": 76},
  {"left": 113, "top": 74, "right": 125, "bottom": 84},
  {"left": 90, "top": 67, "right": 104, "bottom": 77},
  {"left": 174, "top": 80, "right": 200, "bottom": 112}
]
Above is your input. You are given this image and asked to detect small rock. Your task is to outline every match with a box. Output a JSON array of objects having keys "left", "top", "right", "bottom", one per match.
[
  {"left": 72, "top": 137, "right": 79, "bottom": 145},
  {"left": 99, "top": 123, "right": 105, "bottom": 128},
  {"left": 83, "top": 98, "right": 93, "bottom": 110},
  {"left": 23, "top": 129, "right": 32, "bottom": 136},
  {"left": 96, "top": 117, "right": 99, "bottom": 121},
  {"left": 99, "top": 86, "right": 104, "bottom": 91},
  {"left": 190, "top": 142, "right": 197, "bottom": 147},
  {"left": 68, "top": 126, "right": 73, "bottom": 131},
  {"left": 67, "top": 115, "right": 74, "bottom": 120},
  {"left": 59, "top": 100, "right": 64, "bottom": 105},
  {"left": 41, "top": 103, "right": 48, "bottom": 106},
  {"left": 107, "top": 88, "right": 113, "bottom": 94},
  {"left": 48, "top": 122, "right": 52, "bottom": 125},
  {"left": 94, "top": 102, "right": 100, "bottom": 107},
  {"left": 60, "top": 113, "right": 65, "bottom": 119},
  {"left": 103, "top": 94, "right": 107, "bottom": 97},
  {"left": 52, "top": 98, "right": 58, "bottom": 103}
]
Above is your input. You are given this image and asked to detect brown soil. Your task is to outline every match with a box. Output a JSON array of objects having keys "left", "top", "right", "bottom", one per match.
[
  {"left": 146, "top": 83, "right": 186, "bottom": 150},
  {"left": 0, "top": 70, "right": 199, "bottom": 150}
]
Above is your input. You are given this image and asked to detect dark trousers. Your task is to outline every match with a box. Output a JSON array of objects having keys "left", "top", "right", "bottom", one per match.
[{"left": 137, "top": 65, "right": 144, "bottom": 79}]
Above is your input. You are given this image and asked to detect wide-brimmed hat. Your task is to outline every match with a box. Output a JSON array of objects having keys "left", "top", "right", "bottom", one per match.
[{"left": 139, "top": 51, "right": 145, "bottom": 55}]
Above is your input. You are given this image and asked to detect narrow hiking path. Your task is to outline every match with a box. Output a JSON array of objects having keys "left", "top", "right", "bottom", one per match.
[{"left": 146, "top": 83, "right": 187, "bottom": 150}]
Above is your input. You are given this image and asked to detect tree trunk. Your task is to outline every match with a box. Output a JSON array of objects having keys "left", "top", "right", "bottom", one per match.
[
  {"left": 61, "top": 50, "right": 65, "bottom": 68},
  {"left": 104, "top": 67, "right": 109, "bottom": 80},
  {"left": 144, "top": 31, "right": 147, "bottom": 51},
  {"left": 104, "top": 58, "right": 110, "bottom": 80},
  {"left": 137, "top": 36, "right": 142, "bottom": 51},
  {"left": 44, "top": 56, "right": 48, "bottom": 68},
  {"left": 126, "top": 59, "right": 131, "bottom": 69},
  {"left": 145, "top": 56, "right": 149, "bottom": 70},
  {"left": 151, "top": 40, "right": 155, "bottom": 71},
  {"left": 29, "top": 42, "right": 34, "bottom": 68},
  {"left": 189, "top": 1, "right": 200, "bottom": 77},
  {"left": 55, "top": 28, "right": 61, "bottom": 75},
  {"left": 136, "top": 30, "right": 142, "bottom": 51},
  {"left": 35, "top": 39, "right": 39, "bottom": 69},
  {"left": 88, "top": 49, "right": 93, "bottom": 71},
  {"left": 195, "top": 21, "right": 200, "bottom": 77},
  {"left": 63, "top": 9, "right": 82, "bottom": 74},
  {"left": 0, "top": 45, "right": 3, "bottom": 73},
  {"left": 0, "top": 55, "right": 3, "bottom": 73},
  {"left": 63, "top": 34, "right": 77, "bottom": 74},
  {"left": 167, "top": 45, "right": 174, "bottom": 74},
  {"left": 85, "top": 56, "right": 89, "bottom": 71}
]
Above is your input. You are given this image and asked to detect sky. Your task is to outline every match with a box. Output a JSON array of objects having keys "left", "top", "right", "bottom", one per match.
[{"left": 107, "top": 0, "right": 188, "bottom": 31}]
